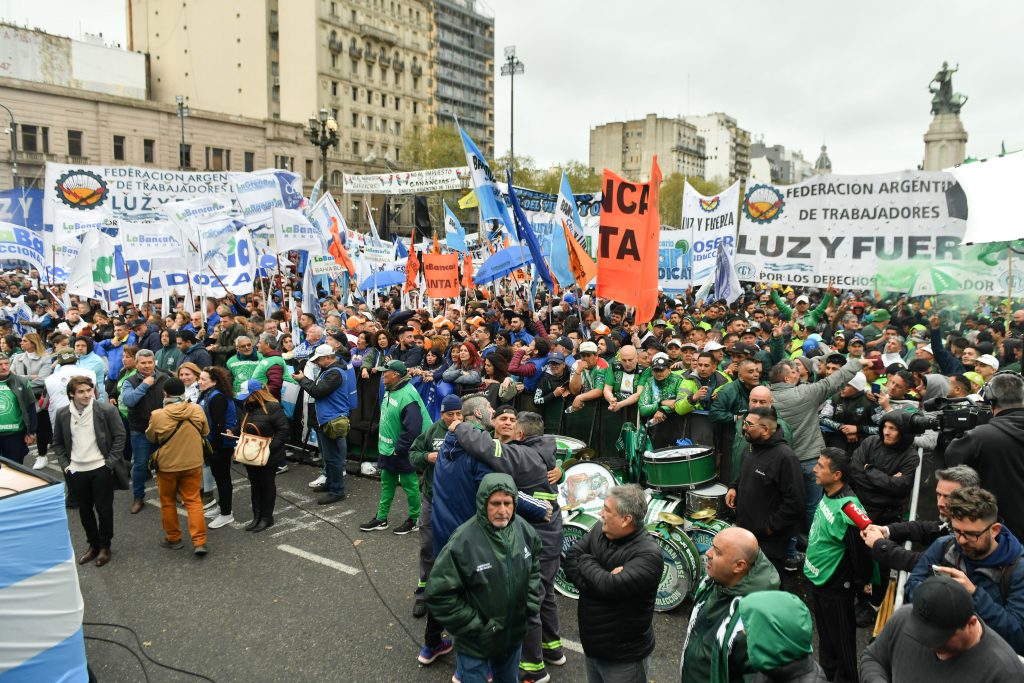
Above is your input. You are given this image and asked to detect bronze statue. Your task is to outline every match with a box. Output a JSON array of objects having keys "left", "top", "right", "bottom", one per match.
[{"left": 930, "top": 61, "right": 968, "bottom": 115}]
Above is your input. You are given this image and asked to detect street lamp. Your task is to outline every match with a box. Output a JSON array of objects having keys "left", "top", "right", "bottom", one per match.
[
  {"left": 499, "top": 45, "right": 524, "bottom": 180},
  {"left": 175, "top": 95, "right": 189, "bottom": 170},
  {"left": 0, "top": 102, "right": 18, "bottom": 188},
  {"left": 309, "top": 107, "right": 338, "bottom": 189}
]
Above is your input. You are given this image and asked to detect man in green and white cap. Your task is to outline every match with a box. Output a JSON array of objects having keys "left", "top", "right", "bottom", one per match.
[{"left": 861, "top": 308, "right": 890, "bottom": 348}]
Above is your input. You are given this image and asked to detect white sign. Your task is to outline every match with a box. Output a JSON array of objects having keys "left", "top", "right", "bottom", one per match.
[
  {"left": 308, "top": 255, "right": 343, "bottom": 277},
  {"left": 342, "top": 167, "right": 469, "bottom": 195}
]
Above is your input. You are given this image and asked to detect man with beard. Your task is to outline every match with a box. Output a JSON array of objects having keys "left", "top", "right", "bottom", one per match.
[
  {"left": 726, "top": 407, "right": 805, "bottom": 578},
  {"left": 676, "top": 351, "right": 731, "bottom": 449},
  {"left": 711, "top": 358, "right": 763, "bottom": 483},
  {"left": 907, "top": 487, "right": 1024, "bottom": 654}
]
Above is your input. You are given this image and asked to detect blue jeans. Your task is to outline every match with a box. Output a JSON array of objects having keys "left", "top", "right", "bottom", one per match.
[
  {"left": 130, "top": 431, "right": 155, "bottom": 500},
  {"left": 318, "top": 431, "right": 346, "bottom": 496},
  {"left": 459, "top": 646, "right": 521, "bottom": 683}
]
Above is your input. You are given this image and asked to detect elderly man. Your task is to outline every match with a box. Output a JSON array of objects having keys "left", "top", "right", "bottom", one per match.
[
  {"left": 906, "top": 487, "right": 1024, "bottom": 654},
  {"left": 120, "top": 349, "right": 171, "bottom": 513},
  {"left": 862, "top": 575, "right": 1024, "bottom": 681},
  {"left": 226, "top": 336, "right": 262, "bottom": 395},
  {"left": 206, "top": 305, "right": 246, "bottom": 366},
  {"left": 426, "top": 474, "right": 542, "bottom": 683},
  {"left": 564, "top": 484, "right": 662, "bottom": 683},
  {"left": 726, "top": 407, "right": 804, "bottom": 577},
  {"left": 681, "top": 526, "right": 781, "bottom": 682},
  {"left": 294, "top": 345, "right": 353, "bottom": 506},
  {"left": 291, "top": 324, "right": 324, "bottom": 364},
  {"left": 360, "top": 360, "right": 429, "bottom": 533}
]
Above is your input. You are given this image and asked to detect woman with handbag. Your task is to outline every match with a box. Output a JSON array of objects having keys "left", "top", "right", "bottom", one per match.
[
  {"left": 233, "top": 380, "right": 290, "bottom": 532},
  {"left": 198, "top": 367, "right": 237, "bottom": 529}
]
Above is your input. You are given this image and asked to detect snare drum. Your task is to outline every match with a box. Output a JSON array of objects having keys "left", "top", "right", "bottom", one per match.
[
  {"left": 686, "top": 518, "right": 731, "bottom": 557},
  {"left": 686, "top": 483, "right": 731, "bottom": 520},
  {"left": 554, "top": 436, "right": 588, "bottom": 462},
  {"left": 554, "top": 511, "right": 599, "bottom": 599},
  {"left": 645, "top": 519, "right": 702, "bottom": 611},
  {"left": 558, "top": 462, "right": 622, "bottom": 514},
  {"left": 643, "top": 446, "right": 716, "bottom": 490}
]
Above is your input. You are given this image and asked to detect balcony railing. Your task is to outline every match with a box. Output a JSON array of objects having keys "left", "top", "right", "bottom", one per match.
[
  {"left": 359, "top": 22, "right": 397, "bottom": 45},
  {"left": 349, "top": 46, "right": 363, "bottom": 59},
  {"left": 329, "top": 38, "right": 343, "bottom": 52}
]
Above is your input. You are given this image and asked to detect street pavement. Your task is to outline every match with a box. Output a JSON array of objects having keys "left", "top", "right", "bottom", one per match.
[{"left": 65, "top": 460, "right": 870, "bottom": 682}]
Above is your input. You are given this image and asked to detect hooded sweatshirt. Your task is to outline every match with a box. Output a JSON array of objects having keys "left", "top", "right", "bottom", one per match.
[
  {"left": 681, "top": 550, "right": 781, "bottom": 683},
  {"left": 849, "top": 411, "right": 920, "bottom": 522},
  {"left": 425, "top": 473, "right": 542, "bottom": 660}
]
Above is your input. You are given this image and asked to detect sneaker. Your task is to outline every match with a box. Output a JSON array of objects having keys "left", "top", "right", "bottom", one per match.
[
  {"left": 276, "top": 463, "right": 289, "bottom": 474},
  {"left": 32, "top": 455, "right": 48, "bottom": 470},
  {"left": 159, "top": 538, "right": 184, "bottom": 550},
  {"left": 359, "top": 517, "right": 388, "bottom": 532},
  {"left": 317, "top": 493, "right": 346, "bottom": 505},
  {"left": 308, "top": 474, "right": 327, "bottom": 489},
  {"left": 311, "top": 484, "right": 329, "bottom": 493},
  {"left": 417, "top": 639, "right": 453, "bottom": 665},
  {"left": 543, "top": 650, "right": 567, "bottom": 666},
  {"left": 522, "top": 674, "right": 550, "bottom": 683},
  {"left": 784, "top": 552, "right": 805, "bottom": 573},
  {"left": 393, "top": 517, "right": 418, "bottom": 535},
  {"left": 202, "top": 497, "right": 218, "bottom": 511},
  {"left": 208, "top": 514, "right": 235, "bottom": 529},
  {"left": 194, "top": 544, "right": 209, "bottom": 557},
  {"left": 204, "top": 506, "right": 221, "bottom": 519},
  {"left": 855, "top": 598, "right": 879, "bottom": 628}
]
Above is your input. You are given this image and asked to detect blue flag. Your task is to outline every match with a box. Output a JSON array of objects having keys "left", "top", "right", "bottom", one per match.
[
  {"left": 394, "top": 235, "right": 408, "bottom": 259},
  {"left": 443, "top": 200, "right": 467, "bottom": 253},
  {"left": 506, "top": 169, "right": 554, "bottom": 291},
  {"left": 458, "top": 125, "right": 515, "bottom": 241}
]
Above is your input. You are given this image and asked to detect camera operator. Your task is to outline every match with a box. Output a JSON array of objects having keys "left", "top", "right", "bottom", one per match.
[{"left": 945, "top": 373, "right": 1024, "bottom": 541}]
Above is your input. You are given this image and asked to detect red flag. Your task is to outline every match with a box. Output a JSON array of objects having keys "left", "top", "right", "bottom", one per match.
[
  {"left": 404, "top": 249, "right": 420, "bottom": 293},
  {"left": 462, "top": 253, "right": 474, "bottom": 289},
  {"left": 596, "top": 157, "right": 662, "bottom": 326},
  {"left": 327, "top": 218, "right": 356, "bottom": 276}
]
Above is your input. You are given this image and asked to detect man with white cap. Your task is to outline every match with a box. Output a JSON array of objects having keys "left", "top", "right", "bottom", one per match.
[
  {"left": 861, "top": 575, "right": 1024, "bottom": 681},
  {"left": 820, "top": 372, "right": 881, "bottom": 454},
  {"left": 975, "top": 354, "right": 1000, "bottom": 382}
]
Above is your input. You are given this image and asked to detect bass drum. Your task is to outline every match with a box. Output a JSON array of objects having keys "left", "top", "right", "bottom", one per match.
[
  {"left": 645, "top": 520, "right": 702, "bottom": 612},
  {"left": 558, "top": 462, "right": 622, "bottom": 515},
  {"left": 686, "top": 518, "right": 731, "bottom": 557},
  {"left": 643, "top": 446, "right": 716, "bottom": 491},
  {"left": 553, "top": 436, "right": 588, "bottom": 462},
  {"left": 554, "top": 511, "right": 600, "bottom": 599}
]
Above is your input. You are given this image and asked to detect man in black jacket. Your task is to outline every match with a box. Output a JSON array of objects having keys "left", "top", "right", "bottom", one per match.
[
  {"left": 862, "top": 464, "right": 979, "bottom": 572},
  {"left": 564, "top": 484, "right": 662, "bottom": 683},
  {"left": 946, "top": 373, "right": 1024, "bottom": 540},
  {"left": 726, "top": 406, "right": 805, "bottom": 578},
  {"left": 119, "top": 349, "right": 170, "bottom": 513},
  {"left": 849, "top": 411, "right": 920, "bottom": 525}
]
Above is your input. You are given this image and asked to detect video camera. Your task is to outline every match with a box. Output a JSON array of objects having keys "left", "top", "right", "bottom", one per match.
[{"left": 906, "top": 396, "right": 992, "bottom": 437}]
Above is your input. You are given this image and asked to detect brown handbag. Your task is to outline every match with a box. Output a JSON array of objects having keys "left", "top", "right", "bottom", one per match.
[{"left": 232, "top": 415, "right": 272, "bottom": 467}]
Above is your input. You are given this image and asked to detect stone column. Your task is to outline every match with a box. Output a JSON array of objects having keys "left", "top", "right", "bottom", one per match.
[{"left": 923, "top": 113, "right": 968, "bottom": 171}]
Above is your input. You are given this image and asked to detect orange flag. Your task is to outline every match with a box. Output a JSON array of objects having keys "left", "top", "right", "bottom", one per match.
[
  {"left": 404, "top": 249, "right": 420, "bottom": 293},
  {"left": 562, "top": 219, "right": 597, "bottom": 290},
  {"left": 596, "top": 157, "right": 662, "bottom": 326},
  {"left": 327, "top": 217, "right": 356, "bottom": 276},
  {"left": 432, "top": 233, "right": 441, "bottom": 255},
  {"left": 462, "top": 253, "right": 474, "bottom": 289},
  {"left": 423, "top": 253, "right": 460, "bottom": 298}
]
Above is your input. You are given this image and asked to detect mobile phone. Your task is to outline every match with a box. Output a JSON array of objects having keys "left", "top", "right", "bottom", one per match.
[
  {"left": 929, "top": 564, "right": 941, "bottom": 576},
  {"left": 871, "top": 384, "right": 881, "bottom": 395}
]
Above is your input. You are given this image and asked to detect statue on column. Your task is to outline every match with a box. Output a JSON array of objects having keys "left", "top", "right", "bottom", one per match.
[{"left": 929, "top": 61, "right": 968, "bottom": 115}]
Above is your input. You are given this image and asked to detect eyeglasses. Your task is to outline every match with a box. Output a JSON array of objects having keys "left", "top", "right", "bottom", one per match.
[
  {"left": 951, "top": 521, "right": 995, "bottom": 541},
  {"left": 741, "top": 420, "right": 764, "bottom": 429}
]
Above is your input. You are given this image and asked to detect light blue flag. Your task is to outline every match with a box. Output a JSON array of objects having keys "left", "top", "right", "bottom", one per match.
[
  {"left": 458, "top": 124, "right": 515, "bottom": 241},
  {"left": 394, "top": 235, "right": 408, "bottom": 259},
  {"left": 443, "top": 200, "right": 467, "bottom": 253},
  {"left": 548, "top": 172, "right": 580, "bottom": 288}
]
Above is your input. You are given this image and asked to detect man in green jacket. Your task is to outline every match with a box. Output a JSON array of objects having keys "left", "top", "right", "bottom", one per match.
[
  {"left": 709, "top": 358, "right": 762, "bottom": 482},
  {"left": 409, "top": 394, "right": 463, "bottom": 619},
  {"left": 772, "top": 284, "right": 837, "bottom": 330},
  {"left": 361, "top": 360, "right": 430, "bottom": 534},
  {"left": 0, "top": 353, "right": 38, "bottom": 464},
  {"left": 680, "top": 526, "right": 781, "bottom": 683},
  {"left": 638, "top": 354, "right": 685, "bottom": 448},
  {"left": 226, "top": 336, "right": 262, "bottom": 396},
  {"left": 426, "top": 473, "right": 542, "bottom": 683}
]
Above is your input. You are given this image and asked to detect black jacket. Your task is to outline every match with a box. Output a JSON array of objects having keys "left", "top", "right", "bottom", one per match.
[
  {"left": 749, "top": 655, "right": 828, "bottom": 683},
  {"left": 730, "top": 426, "right": 805, "bottom": 559},
  {"left": 124, "top": 370, "right": 170, "bottom": 432},
  {"left": 239, "top": 400, "right": 290, "bottom": 466},
  {"left": 946, "top": 409, "right": 1024, "bottom": 540},
  {"left": 849, "top": 412, "right": 919, "bottom": 522},
  {"left": 563, "top": 522, "right": 663, "bottom": 662},
  {"left": 870, "top": 519, "right": 945, "bottom": 573},
  {"left": 52, "top": 401, "right": 126, "bottom": 471}
]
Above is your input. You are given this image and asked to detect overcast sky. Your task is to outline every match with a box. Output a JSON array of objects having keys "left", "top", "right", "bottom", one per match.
[{"left": 6, "top": 0, "right": 1022, "bottom": 177}]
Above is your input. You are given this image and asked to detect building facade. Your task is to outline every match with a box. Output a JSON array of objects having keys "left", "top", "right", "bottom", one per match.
[
  {"left": 433, "top": 0, "right": 494, "bottom": 158},
  {"left": 127, "top": 0, "right": 437, "bottom": 180},
  {"left": 683, "top": 112, "right": 750, "bottom": 185},
  {"left": 589, "top": 114, "right": 706, "bottom": 181},
  {"left": 749, "top": 141, "right": 814, "bottom": 185}
]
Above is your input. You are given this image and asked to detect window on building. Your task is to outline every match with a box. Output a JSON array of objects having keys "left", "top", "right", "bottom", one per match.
[
  {"left": 352, "top": 88, "right": 358, "bottom": 102},
  {"left": 270, "top": 33, "right": 278, "bottom": 50},
  {"left": 331, "top": 170, "right": 342, "bottom": 186},
  {"left": 271, "top": 61, "right": 279, "bottom": 76},
  {"left": 21, "top": 125, "right": 49, "bottom": 154},
  {"left": 206, "top": 146, "right": 230, "bottom": 171},
  {"left": 367, "top": 90, "right": 372, "bottom": 104},
  {"left": 272, "top": 85, "right": 280, "bottom": 102},
  {"left": 274, "top": 155, "right": 294, "bottom": 170},
  {"left": 395, "top": 97, "right": 400, "bottom": 111},
  {"left": 394, "top": 121, "right": 401, "bottom": 136},
  {"left": 331, "top": 81, "right": 338, "bottom": 96},
  {"left": 113, "top": 135, "right": 126, "bottom": 161},
  {"left": 331, "top": 54, "right": 338, "bottom": 69},
  {"left": 394, "top": 147, "right": 400, "bottom": 162},
  {"left": 352, "top": 140, "right": 360, "bottom": 156},
  {"left": 143, "top": 138, "right": 155, "bottom": 163},
  {"left": 305, "top": 159, "right": 314, "bottom": 179},
  {"left": 331, "top": 108, "right": 338, "bottom": 120},
  {"left": 413, "top": 102, "right": 418, "bottom": 115},
  {"left": 351, "top": 9, "right": 357, "bottom": 22},
  {"left": 67, "top": 130, "right": 83, "bottom": 157},
  {"left": 331, "top": 1, "right": 337, "bottom": 16},
  {"left": 367, "top": 116, "right": 373, "bottom": 130},
  {"left": 180, "top": 144, "right": 192, "bottom": 169},
  {"left": 352, "top": 112, "right": 358, "bottom": 127},
  {"left": 413, "top": 76, "right": 420, "bottom": 91},
  {"left": 394, "top": 71, "right": 400, "bottom": 86},
  {"left": 244, "top": 151, "right": 255, "bottom": 172},
  {"left": 366, "top": 63, "right": 373, "bottom": 79}
]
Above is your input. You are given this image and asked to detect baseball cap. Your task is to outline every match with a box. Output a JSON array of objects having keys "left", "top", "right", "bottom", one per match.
[
  {"left": 494, "top": 404, "right": 516, "bottom": 417},
  {"left": 383, "top": 359, "right": 407, "bottom": 374},
  {"left": 651, "top": 356, "right": 672, "bottom": 370},
  {"left": 346, "top": 315, "right": 366, "bottom": 331},
  {"left": 704, "top": 340, "right": 724, "bottom": 352},
  {"left": 976, "top": 354, "right": 999, "bottom": 370},
  {"left": 236, "top": 379, "right": 263, "bottom": 401},
  {"left": 742, "top": 327, "right": 760, "bottom": 337},
  {"left": 867, "top": 357, "right": 886, "bottom": 373},
  {"left": 680, "top": 341, "right": 699, "bottom": 351},
  {"left": 847, "top": 372, "right": 867, "bottom": 392},
  {"left": 652, "top": 319, "right": 668, "bottom": 327},
  {"left": 54, "top": 349, "right": 77, "bottom": 365},
  {"left": 918, "top": 345, "right": 934, "bottom": 355},
  {"left": 796, "top": 295, "right": 810, "bottom": 304},
  {"left": 905, "top": 576, "right": 975, "bottom": 648},
  {"left": 847, "top": 333, "right": 865, "bottom": 345},
  {"left": 651, "top": 351, "right": 670, "bottom": 365},
  {"left": 872, "top": 309, "right": 891, "bottom": 322},
  {"left": 731, "top": 342, "right": 758, "bottom": 356},
  {"left": 310, "top": 345, "right": 336, "bottom": 361},
  {"left": 591, "top": 322, "right": 611, "bottom": 336},
  {"left": 666, "top": 338, "right": 683, "bottom": 348},
  {"left": 578, "top": 341, "right": 598, "bottom": 355},
  {"left": 547, "top": 351, "right": 566, "bottom": 364},
  {"left": 465, "top": 315, "right": 485, "bottom": 327},
  {"left": 555, "top": 336, "right": 574, "bottom": 350},
  {"left": 562, "top": 293, "right": 576, "bottom": 305}
]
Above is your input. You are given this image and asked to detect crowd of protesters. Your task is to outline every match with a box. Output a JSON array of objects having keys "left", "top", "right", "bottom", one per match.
[{"left": 3, "top": 266, "right": 1024, "bottom": 682}]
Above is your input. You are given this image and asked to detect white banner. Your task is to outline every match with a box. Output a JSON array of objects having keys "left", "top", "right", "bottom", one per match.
[
  {"left": 342, "top": 167, "right": 469, "bottom": 195},
  {"left": 229, "top": 169, "right": 306, "bottom": 228},
  {"left": 273, "top": 207, "right": 322, "bottom": 252},
  {"left": 51, "top": 205, "right": 114, "bottom": 246},
  {"left": 659, "top": 181, "right": 740, "bottom": 291},
  {"left": 0, "top": 222, "right": 46, "bottom": 273},
  {"left": 734, "top": 171, "right": 1010, "bottom": 296},
  {"left": 119, "top": 220, "right": 183, "bottom": 260},
  {"left": 308, "top": 255, "right": 344, "bottom": 277}
]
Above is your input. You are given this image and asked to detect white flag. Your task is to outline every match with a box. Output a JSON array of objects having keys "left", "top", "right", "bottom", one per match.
[
  {"left": 273, "top": 207, "right": 323, "bottom": 252},
  {"left": 119, "top": 220, "right": 183, "bottom": 260}
]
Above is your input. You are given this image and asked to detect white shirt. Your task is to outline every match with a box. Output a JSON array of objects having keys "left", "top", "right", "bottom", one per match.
[
  {"left": 68, "top": 400, "right": 104, "bottom": 473},
  {"left": 45, "top": 365, "right": 95, "bottom": 424}
]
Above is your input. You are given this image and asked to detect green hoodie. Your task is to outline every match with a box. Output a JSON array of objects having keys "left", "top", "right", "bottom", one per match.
[
  {"left": 425, "top": 474, "right": 543, "bottom": 660},
  {"left": 680, "top": 550, "right": 781, "bottom": 683}
]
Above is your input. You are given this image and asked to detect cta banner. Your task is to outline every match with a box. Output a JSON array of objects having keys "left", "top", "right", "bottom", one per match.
[
  {"left": 342, "top": 167, "right": 469, "bottom": 195},
  {"left": 734, "top": 171, "right": 1009, "bottom": 296}
]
